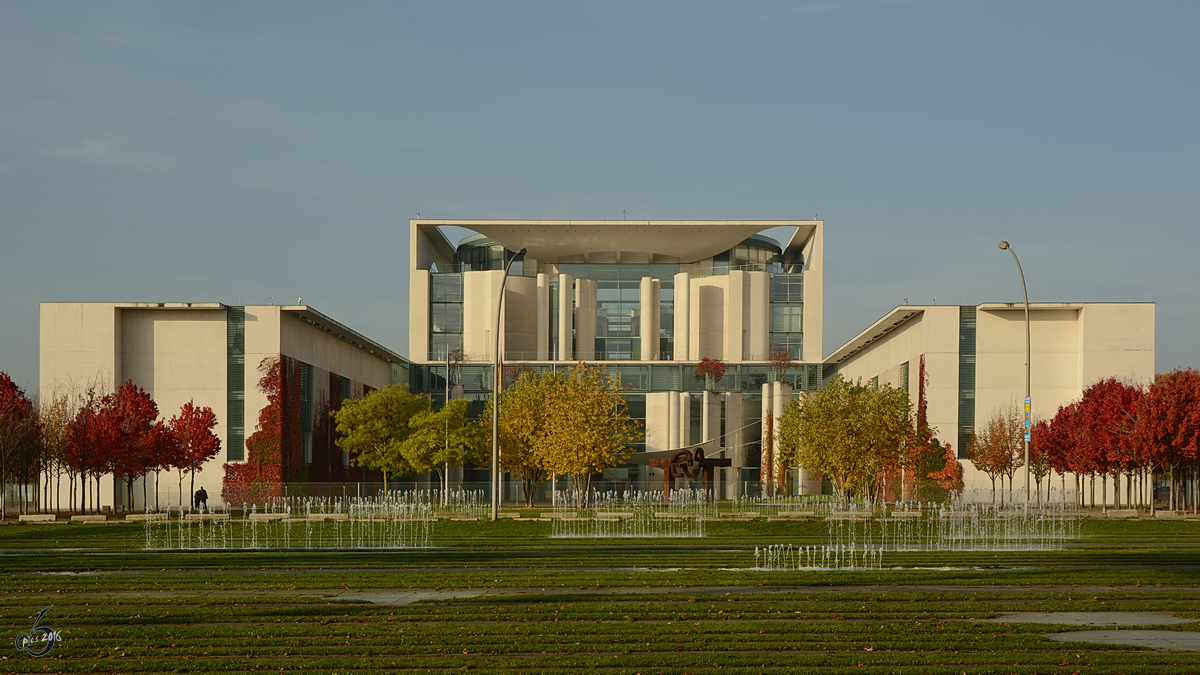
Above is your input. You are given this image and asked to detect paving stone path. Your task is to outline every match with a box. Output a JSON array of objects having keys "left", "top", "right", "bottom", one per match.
[
  {"left": 1046, "top": 630, "right": 1200, "bottom": 651},
  {"left": 993, "top": 612, "right": 1200, "bottom": 652}
]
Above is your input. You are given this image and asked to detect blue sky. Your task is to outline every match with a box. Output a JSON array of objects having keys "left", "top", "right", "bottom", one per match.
[{"left": 3, "top": 1, "right": 1198, "bottom": 392}]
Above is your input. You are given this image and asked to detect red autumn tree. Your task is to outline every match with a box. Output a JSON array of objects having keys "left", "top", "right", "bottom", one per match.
[
  {"left": 1132, "top": 368, "right": 1200, "bottom": 511},
  {"left": 770, "top": 346, "right": 794, "bottom": 383},
  {"left": 1074, "top": 379, "right": 1142, "bottom": 509},
  {"left": 64, "top": 386, "right": 107, "bottom": 513},
  {"left": 928, "top": 443, "right": 964, "bottom": 495},
  {"left": 169, "top": 401, "right": 221, "bottom": 509},
  {"left": 696, "top": 357, "right": 727, "bottom": 390},
  {"left": 902, "top": 355, "right": 959, "bottom": 502},
  {"left": 223, "top": 356, "right": 286, "bottom": 505},
  {"left": 0, "top": 372, "right": 43, "bottom": 515},
  {"left": 101, "top": 380, "right": 175, "bottom": 511},
  {"left": 1028, "top": 420, "right": 1054, "bottom": 503},
  {"left": 1039, "top": 403, "right": 1078, "bottom": 480}
]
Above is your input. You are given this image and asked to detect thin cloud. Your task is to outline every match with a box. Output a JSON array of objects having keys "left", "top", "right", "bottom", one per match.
[{"left": 45, "top": 135, "right": 180, "bottom": 171}]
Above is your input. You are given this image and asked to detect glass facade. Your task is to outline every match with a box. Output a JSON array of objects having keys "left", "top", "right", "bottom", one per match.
[
  {"left": 453, "top": 235, "right": 524, "bottom": 275},
  {"left": 957, "top": 306, "right": 977, "bottom": 459},
  {"left": 769, "top": 273, "right": 804, "bottom": 359},
  {"left": 429, "top": 273, "right": 463, "bottom": 360},
  {"left": 225, "top": 306, "right": 245, "bottom": 462},
  {"left": 732, "top": 235, "right": 783, "bottom": 270},
  {"left": 558, "top": 263, "right": 678, "bottom": 361},
  {"left": 413, "top": 229, "right": 822, "bottom": 481},
  {"left": 659, "top": 280, "right": 674, "bottom": 361}
]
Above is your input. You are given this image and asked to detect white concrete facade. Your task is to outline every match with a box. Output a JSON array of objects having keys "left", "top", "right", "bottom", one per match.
[
  {"left": 39, "top": 302, "right": 405, "bottom": 510},
  {"left": 827, "top": 302, "right": 1156, "bottom": 500},
  {"left": 409, "top": 220, "right": 823, "bottom": 367},
  {"left": 408, "top": 219, "right": 825, "bottom": 498}
]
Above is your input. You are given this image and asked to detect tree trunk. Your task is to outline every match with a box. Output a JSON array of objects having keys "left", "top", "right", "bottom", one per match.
[
  {"left": 1150, "top": 468, "right": 1156, "bottom": 516},
  {"left": 1169, "top": 464, "right": 1175, "bottom": 511},
  {"left": 1185, "top": 458, "right": 1195, "bottom": 511},
  {"left": 1, "top": 450, "right": 7, "bottom": 519},
  {"left": 190, "top": 469, "right": 197, "bottom": 513}
]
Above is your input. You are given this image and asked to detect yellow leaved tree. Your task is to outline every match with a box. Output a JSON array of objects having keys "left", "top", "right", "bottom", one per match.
[
  {"left": 541, "top": 364, "right": 643, "bottom": 507},
  {"left": 777, "top": 375, "right": 911, "bottom": 506},
  {"left": 480, "top": 370, "right": 559, "bottom": 507}
]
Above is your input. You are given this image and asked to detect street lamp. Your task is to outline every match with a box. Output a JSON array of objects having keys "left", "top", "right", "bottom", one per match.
[
  {"left": 491, "top": 246, "right": 527, "bottom": 521},
  {"left": 998, "top": 240, "right": 1031, "bottom": 518}
]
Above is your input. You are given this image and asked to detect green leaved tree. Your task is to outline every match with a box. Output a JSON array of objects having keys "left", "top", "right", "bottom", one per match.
[
  {"left": 331, "top": 385, "right": 429, "bottom": 488},
  {"left": 401, "top": 398, "right": 486, "bottom": 503}
]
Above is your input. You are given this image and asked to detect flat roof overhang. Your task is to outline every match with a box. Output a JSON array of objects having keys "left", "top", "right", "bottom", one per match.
[
  {"left": 414, "top": 219, "right": 819, "bottom": 264},
  {"left": 281, "top": 305, "right": 408, "bottom": 365}
]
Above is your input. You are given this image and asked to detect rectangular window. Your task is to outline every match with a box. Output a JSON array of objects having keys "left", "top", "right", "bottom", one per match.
[
  {"left": 958, "top": 306, "right": 977, "bottom": 459},
  {"left": 300, "top": 362, "right": 313, "bottom": 433},
  {"left": 430, "top": 273, "right": 464, "bottom": 360},
  {"left": 430, "top": 274, "right": 463, "bottom": 302},
  {"left": 770, "top": 304, "right": 803, "bottom": 333},
  {"left": 430, "top": 304, "right": 463, "bottom": 333},
  {"left": 900, "top": 361, "right": 910, "bottom": 396},
  {"left": 768, "top": 334, "right": 803, "bottom": 361},
  {"left": 226, "top": 306, "right": 245, "bottom": 462},
  {"left": 770, "top": 274, "right": 803, "bottom": 302},
  {"left": 769, "top": 272, "right": 804, "bottom": 360}
]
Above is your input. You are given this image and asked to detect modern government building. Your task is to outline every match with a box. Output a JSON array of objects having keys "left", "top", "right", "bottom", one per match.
[{"left": 37, "top": 219, "right": 1155, "bottom": 508}]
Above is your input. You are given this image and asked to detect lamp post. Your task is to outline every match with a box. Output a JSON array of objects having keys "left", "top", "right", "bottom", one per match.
[
  {"left": 998, "top": 240, "right": 1031, "bottom": 518},
  {"left": 491, "top": 246, "right": 526, "bottom": 521}
]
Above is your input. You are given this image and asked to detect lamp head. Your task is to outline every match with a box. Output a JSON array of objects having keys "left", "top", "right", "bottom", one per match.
[
  {"left": 518, "top": 247, "right": 527, "bottom": 256},
  {"left": 998, "top": 240, "right": 1010, "bottom": 250}
]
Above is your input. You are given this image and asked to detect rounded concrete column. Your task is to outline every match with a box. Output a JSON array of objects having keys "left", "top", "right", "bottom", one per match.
[
  {"left": 557, "top": 274, "right": 573, "bottom": 360},
  {"left": 575, "top": 279, "right": 596, "bottom": 360},
  {"left": 536, "top": 273, "right": 549, "bottom": 360},
  {"left": 773, "top": 382, "right": 792, "bottom": 494},
  {"left": 639, "top": 277, "right": 660, "bottom": 361},
  {"left": 725, "top": 392, "right": 744, "bottom": 499},
  {"left": 673, "top": 272, "right": 690, "bottom": 361},
  {"left": 677, "top": 392, "right": 691, "bottom": 448},
  {"left": 667, "top": 393, "right": 679, "bottom": 450}
]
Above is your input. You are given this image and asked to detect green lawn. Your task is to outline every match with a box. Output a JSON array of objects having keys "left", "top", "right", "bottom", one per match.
[{"left": 1, "top": 518, "right": 1198, "bottom": 673}]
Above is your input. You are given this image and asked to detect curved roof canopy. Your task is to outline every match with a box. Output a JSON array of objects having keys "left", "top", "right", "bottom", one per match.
[{"left": 416, "top": 220, "right": 816, "bottom": 264}]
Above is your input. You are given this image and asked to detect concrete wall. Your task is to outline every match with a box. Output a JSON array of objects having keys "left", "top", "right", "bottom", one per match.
[
  {"left": 831, "top": 303, "right": 1156, "bottom": 501},
  {"left": 801, "top": 222, "right": 824, "bottom": 363},
  {"left": 39, "top": 303, "right": 122, "bottom": 398},
  {"left": 39, "top": 302, "right": 401, "bottom": 511}
]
